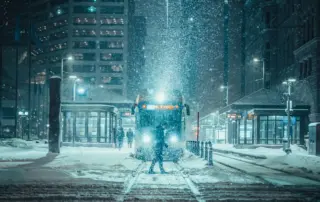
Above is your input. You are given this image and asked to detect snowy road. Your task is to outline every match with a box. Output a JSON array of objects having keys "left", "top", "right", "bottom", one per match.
[
  {"left": 1, "top": 160, "right": 320, "bottom": 201},
  {"left": 1, "top": 144, "right": 320, "bottom": 201}
]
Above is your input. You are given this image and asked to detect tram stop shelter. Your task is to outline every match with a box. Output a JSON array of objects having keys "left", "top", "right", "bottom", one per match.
[
  {"left": 60, "top": 101, "right": 134, "bottom": 147},
  {"left": 218, "top": 88, "right": 310, "bottom": 145}
]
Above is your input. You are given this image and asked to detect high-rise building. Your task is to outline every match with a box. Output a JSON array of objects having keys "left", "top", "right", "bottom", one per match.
[{"left": 31, "top": 0, "right": 129, "bottom": 101}]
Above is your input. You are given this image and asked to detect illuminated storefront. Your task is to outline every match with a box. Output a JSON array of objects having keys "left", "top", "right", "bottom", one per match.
[{"left": 219, "top": 89, "right": 310, "bottom": 145}]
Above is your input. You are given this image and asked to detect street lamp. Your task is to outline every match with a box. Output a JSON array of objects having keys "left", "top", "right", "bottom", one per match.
[
  {"left": 253, "top": 58, "right": 265, "bottom": 88},
  {"left": 220, "top": 85, "right": 229, "bottom": 106},
  {"left": 77, "top": 87, "right": 86, "bottom": 95},
  {"left": 282, "top": 78, "right": 296, "bottom": 154},
  {"left": 61, "top": 55, "right": 73, "bottom": 100},
  {"left": 69, "top": 75, "right": 80, "bottom": 101},
  {"left": 61, "top": 56, "right": 73, "bottom": 80}
]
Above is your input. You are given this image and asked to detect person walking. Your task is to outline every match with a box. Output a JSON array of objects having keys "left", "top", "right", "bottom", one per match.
[
  {"left": 148, "top": 122, "right": 168, "bottom": 174},
  {"left": 117, "top": 126, "right": 125, "bottom": 150},
  {"left": 126, "top": 128, "right": 134, "bottom": 148}
]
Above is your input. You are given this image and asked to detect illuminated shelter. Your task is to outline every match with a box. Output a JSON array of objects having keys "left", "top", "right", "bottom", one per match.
[
  {"left": 61, "top": 102, "right": 134, "bottom": 147},
  {"left": 217, "top": 89, "right": 310, "bottom": 145}
]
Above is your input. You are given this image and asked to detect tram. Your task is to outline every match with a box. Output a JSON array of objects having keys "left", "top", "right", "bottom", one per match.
[{"left": 131, "top": 89, "right": 190, "bottom": 161}]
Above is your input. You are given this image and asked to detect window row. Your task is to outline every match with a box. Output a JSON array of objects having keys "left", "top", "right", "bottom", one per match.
[
  {"left": 72, "top": 41, "right": 124, "bottom": 49},
  {"left": 71, "top": 64, "right": 123, "bottom": 73},
  {"left": 38, "top": 53, "right": 123, "bottom": 64},
  {"left": 73, "top": 17, "right": 124, "bottom": 25},
  {"left": 37, "top": 19, "right": 68, "bottom": 32},
  {"left": 73, "top": 29, "right": 124, "bottom": 37},
  {"left": 40, "top": 30, "right": 68, "bottom": 42},
  {"left": 74, "top": 76, "right": 123, "bottom": 85},
  {"left": 73, "top": 6, "right": 124, "bottom": 14},
  {"left": 46, "top": 42, "right": 68, "bottom": 52},
  {"left": 73, "top": 0, "right": 124, "bottom": 1},
  {"left": 73, "top": 53, "right": 123, "bottom": 61}
]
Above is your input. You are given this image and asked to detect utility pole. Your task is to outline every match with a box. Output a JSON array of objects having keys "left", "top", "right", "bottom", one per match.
[
  {"left": 283, "top": 78, "right": 296, "bottom": 154},
  {"left": 27, "top": 0, "right": 32, "bottom": 140},
  {"left": 223, "top": 0, "right": 229, "bottom": 106},
  {"left": 15, "top": 43, "right": 19, "bottom": 138}
]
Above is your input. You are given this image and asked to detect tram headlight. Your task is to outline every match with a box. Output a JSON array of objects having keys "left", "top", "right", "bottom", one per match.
[
  {"left": 170, "top": 135, "right": 178, "bottom": 143},
  {"left": 143, "top": 134, "right": 151, "bottom": 143}
]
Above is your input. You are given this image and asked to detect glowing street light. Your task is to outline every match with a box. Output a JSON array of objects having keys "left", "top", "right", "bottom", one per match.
[
  {"left": 77, "top": 87, "right": 86, "bottom": 95},
  {"left": 253, "top": 57, "right": 265, "bottom": 88},
  {"left": 220, "top": 85, "right": 229, "bottom": 106}
]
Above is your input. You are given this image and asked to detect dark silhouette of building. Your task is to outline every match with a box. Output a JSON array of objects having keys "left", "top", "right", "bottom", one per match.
[{"left": 127, "top": 0, "right": 146, "bottom": 100}]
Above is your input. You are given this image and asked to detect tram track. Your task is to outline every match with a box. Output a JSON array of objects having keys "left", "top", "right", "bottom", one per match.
[
  {"left": 213, "top": 152, "right": 320, "bottom": 184},
  {"left": 123, "top": 161, "right": 201, "bottom": 201}
]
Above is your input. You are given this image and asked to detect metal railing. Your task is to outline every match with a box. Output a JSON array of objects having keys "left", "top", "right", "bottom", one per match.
[{"left": 186, "top": 141, "right": 213, "bottom": 166}]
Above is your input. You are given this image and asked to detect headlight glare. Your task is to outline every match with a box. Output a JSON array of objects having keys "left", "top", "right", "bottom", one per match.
[
  {"left": 170, "top": 135, "right": 178, "bottom": 143},
  {"left": 143, "top": 134, "right": 151, "bottom": 143}
]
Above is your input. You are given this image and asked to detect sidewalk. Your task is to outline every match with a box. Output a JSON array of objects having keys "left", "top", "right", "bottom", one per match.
[
  {"left": 213, "top": 144, "right": 320, "bottom": 176},
  {"left": 0, "top": 138, "right": 142, "bottom": 184}
]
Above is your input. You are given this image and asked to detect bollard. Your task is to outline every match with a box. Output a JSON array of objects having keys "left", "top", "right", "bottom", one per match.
[
  {"left": 208, "top": 141, "right": 213, "bottom": 166},
  {"left": 186, "top": 141, "right": 189, "bottom": 152},
  {"left": 200, "top": 142, "right": 204, "bottom": 158},
  {"left": 192, "top": 141, "right": 196, "bottom": 154},
  {"left": 197, "top": 141, "right": 199, "bottom": 155},
  {"left": 205, "top": 142, "right": 208, "bottom": 160}
]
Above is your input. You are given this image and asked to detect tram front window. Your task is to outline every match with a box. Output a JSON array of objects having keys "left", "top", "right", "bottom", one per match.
[{"left": 139, "top": 110, "right": 181, "bottom": 133}]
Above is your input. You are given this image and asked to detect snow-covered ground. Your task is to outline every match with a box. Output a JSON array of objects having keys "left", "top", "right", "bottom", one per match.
[
  {"left": 1, "top": 138, "right": 319, "bottom": 186},
  {"left": 0, "top": 139, "right": 142, "bottom": 183},
  {"left": 214, "top": 144, "right": 320, "bottom": 175},
  {"left": 0, "top": 139, "right": 47, "bottom": 163}
]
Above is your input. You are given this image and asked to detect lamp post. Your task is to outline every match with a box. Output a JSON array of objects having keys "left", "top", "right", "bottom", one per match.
[
  {"left": 69, "top": 75, "right": 80, "bottom": 101},
  {"left": 282, "top": 78, "right": 296, "bottom": 154},
  {"left": 61, "top": 56, "right": 73, "bottom": 100},
  {"left": 253, "top": 58, "right": 265, "bottom": 88},
  {"left": 18, "top": 110, "right": 29, "bottom": 139}
]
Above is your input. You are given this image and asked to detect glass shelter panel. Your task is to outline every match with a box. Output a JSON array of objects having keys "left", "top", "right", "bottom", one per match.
[
  {"left": 246, "top": 119, "right": 253, "bottom": 144},
  {"left": 88, "top": 112, "right": 98, "bottom": 142},
  {"left": 76, "top": 112, "right": 86, "bottom": 142},
  {"left": 100, "top": 113, "right": 106, "bottom": 143},
  {"left": 260, "top": 116, "right": 267, "bottom": 144},
  {"left": 65, "top": 112, "right": 74, "bottom": 142},
  {"left": 268, "top": 116, "right": 276, "bottom": 144}
]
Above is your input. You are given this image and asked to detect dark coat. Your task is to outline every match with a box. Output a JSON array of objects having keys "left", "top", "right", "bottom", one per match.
[
  {"left": 153, "top": 125, "right": 167, "bottom": 149},
  {"left": 117, "top": 128, "right": 125, "bottom": 141},
  {"left": 127, "top": 131, "right": 134, "bottom": 142}
]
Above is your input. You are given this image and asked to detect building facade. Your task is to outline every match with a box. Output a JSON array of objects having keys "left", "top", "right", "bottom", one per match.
[
  {"left": 31, "top": 0, "right": 128, "bottom": 101},
  {"left": 195, "top": 0, "right": 320, "bottom": 146}
]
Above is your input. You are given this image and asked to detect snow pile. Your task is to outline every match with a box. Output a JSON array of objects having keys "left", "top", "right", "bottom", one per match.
[
  {"left": 213, "top": 144, "right": 320, "bottom": 175},
  {"left": 0, "top": 139, "right": 47, "bottom": 162},
  {"left": 0, "top": 138, "right": 33, "bottom": 149}
]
